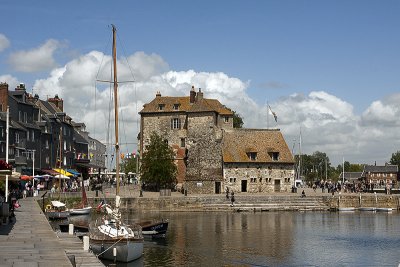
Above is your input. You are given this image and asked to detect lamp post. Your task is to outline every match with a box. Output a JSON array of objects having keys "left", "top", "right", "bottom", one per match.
[
  {"left": 24, "top": 149, "right": 36, "bottom": 195},
  {"left": 5, "top": 106, "right": 9, "bottom": 202}
]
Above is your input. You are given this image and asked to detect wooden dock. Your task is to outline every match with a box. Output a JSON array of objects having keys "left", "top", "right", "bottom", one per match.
[{"left": 0, "top": 196, "right": 104, "bottom": 267}]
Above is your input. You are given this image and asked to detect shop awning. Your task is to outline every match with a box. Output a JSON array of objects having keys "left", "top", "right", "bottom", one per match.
[
  {"left": 66, "top": 169, "right": 81, "bottom": 176},
  {"left": 0, "top": 171, "right": 21, "bottom": 181},
  {"left": 21, "top": 175, "right": 33, "bottom": 181},
  {"left": 53, "top": 174, "right": 70, "bottom": 179},
  {"left": 53, "top": 168, "right": 74, "bottom": 177},
  {"left": 41, "top": 169, "right": 60, "bottom": 176}
]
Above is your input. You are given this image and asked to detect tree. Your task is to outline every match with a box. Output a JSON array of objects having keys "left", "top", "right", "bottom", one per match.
[
  {"left": 232, "top": 111, "right": 244, "bottom": 128},
  {"left": 140, "top": 132, "right": 177, "bottom": 191},
  {"left": 294, "top": 151, "right": 334, "bottom": 182},
  {"left": 389, "top": 151, "right": 400, "bottom": 169}
]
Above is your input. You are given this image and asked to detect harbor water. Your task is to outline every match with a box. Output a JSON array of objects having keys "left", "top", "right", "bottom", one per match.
[{"left": 54, "top": 210, "right": 400, "bottom": 266}]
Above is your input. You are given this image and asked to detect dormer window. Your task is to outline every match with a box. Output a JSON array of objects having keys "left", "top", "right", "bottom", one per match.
[
  {"left": 269, "top": 152, "right": 279, "bottom": 161},
  {"left": 247, "top": 152, "right": 257, "bottom": 161},
  {"left": 158, "top": 104, "right": 165, "bottom": 111},
  {"left": 173, "top": 104, "right": 180, "bottom": 111}
]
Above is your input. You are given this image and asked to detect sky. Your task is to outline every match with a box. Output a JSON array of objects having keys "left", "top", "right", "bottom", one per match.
[{"left": 1, "top": 0, "right": 400, "bottom": 167}]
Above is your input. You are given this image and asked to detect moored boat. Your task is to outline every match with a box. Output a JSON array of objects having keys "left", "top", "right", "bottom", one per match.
[
  {"left": 359, "top": 207, "right": 376, "bottom": 211},
  {"left": 89, "top": 25, "right": 144, "bottom": 263},
  {"left": 69, "top": 206, "right": 92, "bottom": 215},
  {"left": 69, "top": 179, "right": 92, "bottom": 215},
  {"left": 89, "top": 196, "right": 144, "bottom": 262},
  {"left": 376, "top": 207, "right": 393, "bottom": 212},
  {"left": 139, "top": 219, "right": 169, "bottom": 237},
  {"left": 338, "top": 207, "right": 356, "bottom": 212},
  {"left": 45, "top": 200, "right": 70, "bottom": 220}
]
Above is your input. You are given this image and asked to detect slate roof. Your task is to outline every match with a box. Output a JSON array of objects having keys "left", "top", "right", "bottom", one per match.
[
  {"left": 74, "top": 130, "right": 88, "bottom": 144},
  {"left": 339, "top": 172, "right": 363, "bottom": 180},
  {"left": 222, "top": 129, "right": 294, "bottom": 163},
  {"left": 140, "top": 95, "right": 233, "bottom": 115},
  {"left": 363, "top": 165, "right": 398, "bottom": 173}
]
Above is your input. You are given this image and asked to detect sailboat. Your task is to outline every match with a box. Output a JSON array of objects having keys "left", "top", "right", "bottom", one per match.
[
  {"left": 89, "top": 25, "right": 144, "bottom": 263},
  {"left": 68, "top": 179, "right": 92, "bottom": 215},
  {"left": 45, "top": 122, "right": 70, "bottom": 219}
]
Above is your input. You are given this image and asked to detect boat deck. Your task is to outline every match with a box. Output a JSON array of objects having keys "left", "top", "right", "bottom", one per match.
[{"left": 0, "top": 196, "right": 104, "bottom": 267}]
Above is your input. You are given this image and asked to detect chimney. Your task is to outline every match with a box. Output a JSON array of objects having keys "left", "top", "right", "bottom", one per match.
[
  {"left": 156, "top": 91, "right": 161, "bottom": 97},
  {"left": 0, "top": 83, "right": 9, "bottom": 112},
  {"left": 196, "top": 88, "right": 204, "bottom": 101},
  {"left": 15, "top": 83, "right": 26, "bottom": 91},
  {"left": 48, "top": 94, "right": 64, "bottom": 111},
  {"left": 190, "top": 86, "right": 196, "bottom": 103}
]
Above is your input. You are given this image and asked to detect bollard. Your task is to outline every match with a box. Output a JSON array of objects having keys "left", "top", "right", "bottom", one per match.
[
  {"left": 113, "top": 247, "right": 117, "bottom": 262},
  {"left": 83, "top": 236, "right": 89, "bottom": 251},
  {"left": 68, "top": 224, "right": 74, "bottom": 235}
]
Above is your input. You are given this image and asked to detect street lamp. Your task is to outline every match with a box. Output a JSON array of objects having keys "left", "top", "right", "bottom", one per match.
[{"left": 23, "top": 149, "right": 35, "bottom": 195}]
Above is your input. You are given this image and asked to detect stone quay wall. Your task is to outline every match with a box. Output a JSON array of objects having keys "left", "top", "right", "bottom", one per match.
[{"left": 88, "top": 194, "right": 400, "bottom": 212}]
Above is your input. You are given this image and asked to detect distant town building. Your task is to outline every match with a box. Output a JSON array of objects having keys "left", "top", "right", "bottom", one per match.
[{"left": 362, "top": 164, "right": 398, "bottom": 187}]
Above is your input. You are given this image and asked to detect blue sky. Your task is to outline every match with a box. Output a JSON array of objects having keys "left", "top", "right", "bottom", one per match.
[{"left": 1, "top": 1, "right": 400, "bottom": 166}]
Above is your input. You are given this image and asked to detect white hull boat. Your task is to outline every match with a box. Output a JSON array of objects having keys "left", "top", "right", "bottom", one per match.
[
  {"left": 89, "top": 199, "right": 144, "bottom": 262},
  {"left": 359, "top": 207, "right": 376, "bottom": 211},
  {"left": 338, "top": 207, "right": 356, "bottom": 212},
  {"left": 69, "top": 206, "right": 92, "bottom": 215},
  {"left": 376, "top": 207, "right": 393, "bottom": 212},
  {"left": 89, "top": 25, "right": 144, "bottom": 263}
]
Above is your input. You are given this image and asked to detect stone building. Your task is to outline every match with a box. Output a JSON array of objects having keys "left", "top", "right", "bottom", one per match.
[
  {"left": 139, "top": 86, "right": 294, "bottom": 194},
  {"left": 362, "top": 164, "right": 398, "bottom": 188},
  {"left": 223, "top": 129, "right": 294, "bottom": 193}
]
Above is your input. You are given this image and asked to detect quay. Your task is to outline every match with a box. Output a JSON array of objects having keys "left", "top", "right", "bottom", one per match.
[
  {"left": 0, "top": 195, "right": 103, "bottom": 267},
  {"left": 83, "top": 186, "right": 400, "bottom": 212}
]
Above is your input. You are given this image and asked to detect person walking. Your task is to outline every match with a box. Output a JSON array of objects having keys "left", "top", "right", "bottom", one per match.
[{"left": 230, "top": 191, "right": 235, "bottom": 207}]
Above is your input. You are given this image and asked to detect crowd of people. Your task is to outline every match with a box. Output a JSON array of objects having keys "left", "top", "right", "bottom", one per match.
[{"left": 308, "top": 179, "right": 396, "bottom": 195}]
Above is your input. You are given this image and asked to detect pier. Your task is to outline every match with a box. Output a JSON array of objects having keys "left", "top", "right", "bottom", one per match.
[{"left": 0, "top": 196, "right": 103, "bottom": 267}]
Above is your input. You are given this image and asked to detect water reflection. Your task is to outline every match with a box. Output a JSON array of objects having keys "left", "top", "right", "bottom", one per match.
[{"left": 51, "top": 211, "right": 400, "bottom": 266}]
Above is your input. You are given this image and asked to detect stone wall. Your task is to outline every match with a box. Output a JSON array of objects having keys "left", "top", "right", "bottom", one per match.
[
  {"left": 141, "top": 113, "right": 188, "bottom": 149},
  {"left": 223, "top": 162, "right": 294, "bottom": 193},
  {"left": 185, "top": 113, "right": 224, "bottom": 194},
  {"left": 185, "top": 180, "right": 218, "bottom": 194}
]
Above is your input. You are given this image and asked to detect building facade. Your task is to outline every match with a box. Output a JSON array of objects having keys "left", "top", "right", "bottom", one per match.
[
  {"left": 140, "top": 86, "right": 295, "bottom": 194},
  {"left": 0, "top": 82, "right": 106, "bottom": 178},
  {"left": 223, "top": 129, "right": 294, "bottom": 193}
]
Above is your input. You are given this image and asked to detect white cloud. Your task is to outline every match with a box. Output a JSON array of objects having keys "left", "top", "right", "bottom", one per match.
[
  {"left": 0, "top": 34, "right": 10, "bottom": 52},
  {"left": 31, "top": 50, "right": 400, "bottom": 167},
  {"left": 0, "top": 74, "right": 19, "bottom": 89},
  {"left": 361, "top": 97, "right": 400, "bottom": 127},
  {"left": 8, "top": 39, "right": 60, "bottom": 72}
]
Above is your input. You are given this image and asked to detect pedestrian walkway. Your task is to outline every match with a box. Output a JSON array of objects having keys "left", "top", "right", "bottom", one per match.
[{"left": 0, "top": 196, "right": 103, "bottom": 267}]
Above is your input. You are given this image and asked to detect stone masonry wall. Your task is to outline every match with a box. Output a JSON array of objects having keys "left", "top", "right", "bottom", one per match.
[
  {"left": 141, "top": 113, "right": 188, "bottom": 149},
  {"left": 223, "top": 163, "right": 294, "bottom": 193}
]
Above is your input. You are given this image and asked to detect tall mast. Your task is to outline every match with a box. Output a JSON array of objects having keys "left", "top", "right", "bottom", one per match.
[
  {"left": 5, "top": 106, "right": 9, "bottom": 202},
  {"left": 112, "top": 24, "right": 120, "bottom": 196},
  {"left": 298, "top": 127, "right": 302, "bottom": 180}
]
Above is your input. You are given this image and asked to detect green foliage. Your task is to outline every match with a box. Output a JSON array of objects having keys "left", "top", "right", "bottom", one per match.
[
  {"left": 295, "top": 151, "right": 333, "bottom": 182},
  {"left": 389, "top": 151, "right": 400, "bottom": 168},
  {"left": 232, "top": 111, "right": 244, "bottom": 128},
  {"left": 121, "top": 156, "right": 137, "bottom": 174},
  {"left": 140, "top": 132, "right": 177, "bottom": 191}
]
